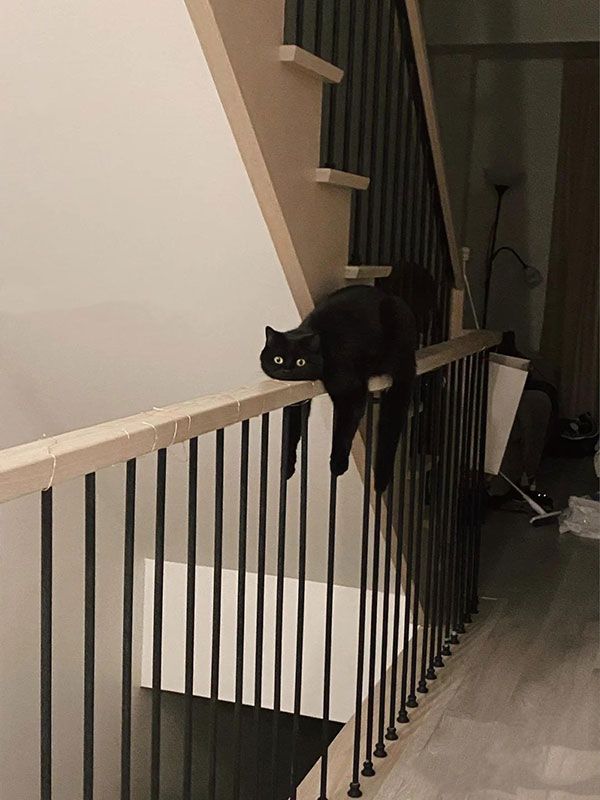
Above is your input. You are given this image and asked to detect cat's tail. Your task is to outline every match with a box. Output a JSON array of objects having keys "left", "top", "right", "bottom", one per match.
[{"left": 374, "top": 359, "right": 416, "bottom": 493}]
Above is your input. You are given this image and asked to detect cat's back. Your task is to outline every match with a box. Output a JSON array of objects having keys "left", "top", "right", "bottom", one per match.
[{"left": 308, "top": 285, "right": 413, "bottom": 333}]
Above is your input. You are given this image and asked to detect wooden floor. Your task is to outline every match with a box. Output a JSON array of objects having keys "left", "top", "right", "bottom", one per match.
[{"left": 373, "top": 458, "right": 600, "bottom": 800}]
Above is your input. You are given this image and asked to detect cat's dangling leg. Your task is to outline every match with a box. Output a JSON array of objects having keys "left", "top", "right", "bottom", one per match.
[
  {"left": 283, "top": 400, "right": 311, "bottom": 480},
  {"left": 374, "top": 357, "right": 415, "bottom": 492},
  {"left": 329, "top": 386, "right": 368, "bottom": 477}
]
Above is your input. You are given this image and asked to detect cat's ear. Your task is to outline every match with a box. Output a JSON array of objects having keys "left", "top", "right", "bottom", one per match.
[
  {"left": 265, "top": 326, "right": 279, "bottom": 346},
  {"left": 305, "top": 333, "right": 321, "bottom": 353}
]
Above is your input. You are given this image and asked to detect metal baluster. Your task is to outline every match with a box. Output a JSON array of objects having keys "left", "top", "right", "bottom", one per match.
[
  {"left": 436, "top": 360, "right": 458, "bottom": 665},
  {"left": 290, "top": 404, "right": 309, "bottom": 799},
  {"left": 386, "top": 429, "right": 410, "bottom": 742},
  {"left": 362, "top": 489, "right": 383, "bottom": 776},
  {"left": 348, "top": 0, "right": 373, "bottom": 262},
  {"left": 319, "top": 469, "right": 338, "bottom": 798},
  {"left": 150, "top": 449, "right": 167, "bottom": 800},
  {"left": 374, "top": 472, "right": 395, "bottom": 757},
  {"left": 323, "top": 0, "right": 341, "bottom": 168},
  {"left": 348, "top": 396, "right": 374, "bottom": 798},
  {"left": 342, "top": 0, "right": 359, "bottom": 174},
  {"left": 454, "top": 357, "right": 471, "bottom": 636},
  {"left": 406, "top": 377, "right": 429, "bottom": 708},
  {"left": 376, "top": 0, "right": 400, "bottom": 267},
  {"left": 254, "top": 414, "right": 270, "bottom": 799},
  {"left": 397, "top": 380, "right": 422, "bottom": 724},
  {"left": 417, "top": 371, "right": 444, "bottom": 692},
  {"left": 364, "top": 0, "right": 386, "bottom": 264},
  {"left": 208, "top": 432, "right": 224, "bottom": 800},
  {"left": 270, "top": 408, "right": 291, "bottom": 799},
  {"left": 183, "top": 439, "right": 198, "bottom": 800},
  {"left": 41, "top": 488, "right": 53, "bottom": 800},
  {"left": 84, "top": 474, "right": 96, "bottom": 800},
  {"left": 447, "top": 360, "right": 466, "bottom": 646},
  {"left": 471, "top": 353, "right": 490, "bottom": 614},
  {"left": 390, "top": 56, "right": 410, "bottom": 269},
  {"left": 121, "top": 460, "right": 136, "bottom": 800},
  {"left": 462, "top": 356, "right": 478, "bottom": 627},
  {"left": 233, "top": 421, "right": 250, "bottom": 799}
]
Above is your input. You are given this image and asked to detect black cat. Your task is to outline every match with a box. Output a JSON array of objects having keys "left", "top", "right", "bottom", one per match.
[{"left": 260, "top": 285, "right": 417, "bottom": 492}]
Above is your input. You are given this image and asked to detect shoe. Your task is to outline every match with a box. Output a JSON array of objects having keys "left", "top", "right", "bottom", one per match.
[{"left": 562, "top": 413, "right": 598, "bottom": 441}]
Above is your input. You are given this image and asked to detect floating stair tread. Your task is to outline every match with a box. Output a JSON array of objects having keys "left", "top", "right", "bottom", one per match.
[
  {"left": 279, "top": 45, "right": 344, "bottom": 84},
  {"left": 315, "top": 168, "right": 370, "bottom": 191},
  {"left": 345, "top": 265, "right": 393, "bottom": 280}
]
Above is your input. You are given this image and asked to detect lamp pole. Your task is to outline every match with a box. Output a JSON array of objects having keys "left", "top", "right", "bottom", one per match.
[{"left": 482, "top": 183, "right": 509, "bottom": 328}]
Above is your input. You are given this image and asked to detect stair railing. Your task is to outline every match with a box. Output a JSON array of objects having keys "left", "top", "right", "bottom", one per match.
[{"left": 0, "top": 330, "right": 498, "bottom": 800}]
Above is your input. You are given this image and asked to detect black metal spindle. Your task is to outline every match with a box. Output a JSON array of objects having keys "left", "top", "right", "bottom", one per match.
[
  {"left": 471, "top": 353, "right": 490, "bottom": 614},
  {"left": 418, "top": 371, "right": 443, "bottom": 691},
  {"left": 452, "top": 359, "right": 470, "bottom": 639},
  {"left": 374, "top": 472, "right": 394, "bottom": 757},
  {"left": 386, "top": 428, "right": 410, "bottom": 742},
  {"left": 348, "top": 396, "right": 374, "bottom": 798},
  {"left": 84, "top": 473, "right": 96, "bottom": 800},
  {"left": 363, "top": 0, "right": 386, "bottom": 264},
  {"left": 208, "top": 431, "right": 224, "bottom": 800},
  {"left": 437, "top": 360, "right": 459, "bottom": 662},
  {"left": 376, "top": 0, "right": 400, "bottom": 266},
  {"left": 406, "top": 378, "right": 429, "bottom": 708},
  {"left": 447, "top": 360, "right": 466, "bottom": 645},
  {"left": 348, "top": 1, "right": 373, "bottom": 263},
  {"left": 323, "top": 0, "right": 341, "bottom": 168},
  {"left": 121, "top": 459, "right": 136, "bottom": 800},
  {"left": 397, "top": 381, "right": 421, "bottom": 724},
  {"left": 41, "top": 488, "right": 53, "bottom": 800},
  {"left": 290, "top": 404, "right": 309, "bottom": 799},
  {"left": 319, "top": 470, "right": 338, "bottom": 799},
  {"left": 462, "top": 356, "right": 478, "bottom": 627},
  {"left": 295, "top": 0, "right": 305, "bottom": 48},
  {"left": 464, "top": 354, "right": 481, "bottom": 621},
  {"left": 254, "top": 414, "right": 270, "bottom": 800},
  {"left": 390, "top": 58, "right": 410, "bottom": 268},
  {"left": 270, "top": 408, "right": 291, "bottom": 800},
  {"left": 362, "top": 488, "right": 382, "bottom": 776},
  {"left": 233, "top": 421, "right": 250, "bottom": 800},
  {"left": 150, "top": 449, "right": 167, "bottom": 800},
  {"left": 341, "top": 0, "right": 358, "bottom": 173},
  {"left": 183, "top": 439, "right": 198, "bottom": 800},
  {"left": 430, "top": 365, "right": 452, "bottom": 671}
]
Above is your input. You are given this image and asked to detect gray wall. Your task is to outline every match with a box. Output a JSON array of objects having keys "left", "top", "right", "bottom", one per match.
[{"left": 424, "top": 1, "right": 598, "bottom": 351}]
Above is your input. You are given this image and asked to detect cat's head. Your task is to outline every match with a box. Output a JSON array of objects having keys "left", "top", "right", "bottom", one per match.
[{"left": 260, "top": 326, "right": 323, "bottom": 381}]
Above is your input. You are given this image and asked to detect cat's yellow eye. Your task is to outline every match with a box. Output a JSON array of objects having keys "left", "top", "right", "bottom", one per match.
[
  {"left": 274, "top": 356, "right": 284, "bottom": 365},
  {"left": 296, "top": 358, "right": 306, "bottom": 367}
]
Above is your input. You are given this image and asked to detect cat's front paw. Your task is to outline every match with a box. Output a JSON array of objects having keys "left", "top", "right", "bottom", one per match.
[{"left": 330, "top": 451, "right": 349, "bottom": 477}]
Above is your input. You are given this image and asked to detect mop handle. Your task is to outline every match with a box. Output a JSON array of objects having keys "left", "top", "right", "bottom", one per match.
[{"left": 499, "top": 471, "right": 547, "bottom": 516}]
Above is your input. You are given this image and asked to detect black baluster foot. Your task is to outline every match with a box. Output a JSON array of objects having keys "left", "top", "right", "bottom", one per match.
[
  {"left": 450, "top": 633, "right": 460, "bottom": 645},
  {"left": 426, "top": 666, "right": 437, "bottom": 680},
  {"left": 433, "top": 655, "right": 445, "bottom": 667},
  {"left": 406, "top": 694, "right": 418, "bottom": 708},
  {"left": 373, "top": 742, "right": 387, "bottom": 758},
  {"left": 456, "top": 623, "right": 466, "bottom": 634},
  {"left": 348, "top": 782, "right": 362, "bottom": 798},
  {"left": 417, "top": 679, "right": 428, "bottom": 694},
  {"left": 441, "top": 643, "right": 452, "bottom": 656},
  {"left": 385, "top": 726, "right": 398, "bottom": 741},
  {"left": 397, "top": 709, "right": 410, "bottom": 724},
  {"left": 464, "top": 613, "right": 473, "bottom": 624},
  {"left": 361, "top": 760, "right": 375, "bottom": 777}
]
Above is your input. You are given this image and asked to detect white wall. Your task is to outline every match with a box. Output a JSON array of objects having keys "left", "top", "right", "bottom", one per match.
[
  {"left": 423, "top": 0, "right": 599, "bottom": 45},
  {"left": 0, "top": 2, "right": 372, "bottom": 798}
]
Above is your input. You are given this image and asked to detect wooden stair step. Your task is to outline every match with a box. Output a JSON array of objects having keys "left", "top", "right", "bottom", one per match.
[
  {"left": 315, "top": 168, "right": 370, "bottom": 191},
  {"left": 279, "top": 45, "right": 344, "bottom": 84},
  {"left": 344, "top": 265, "right": 393, "bottom": 280}
]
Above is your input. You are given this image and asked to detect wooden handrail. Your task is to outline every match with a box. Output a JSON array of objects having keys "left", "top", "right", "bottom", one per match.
[{"left": 0, "top": 331, "right": 499, "bottom": 504}]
